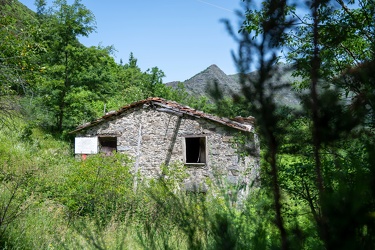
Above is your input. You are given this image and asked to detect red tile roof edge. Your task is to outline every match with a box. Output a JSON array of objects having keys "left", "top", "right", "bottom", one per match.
[{"left": 70, "top": 97, "right": 255, "bottom": 134}]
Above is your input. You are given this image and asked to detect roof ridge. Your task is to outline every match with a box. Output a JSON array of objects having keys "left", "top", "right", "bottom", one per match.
[{"left": 70, "top": 97, "right": 255, "bottom": 134}]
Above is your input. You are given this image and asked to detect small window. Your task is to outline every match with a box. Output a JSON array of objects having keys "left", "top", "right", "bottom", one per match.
[
  {"left": 185, "top": 137, "right": 206, "bottom": 164},
  {"left": 99, "top": 137, "right": 117, "bottom": 156}
]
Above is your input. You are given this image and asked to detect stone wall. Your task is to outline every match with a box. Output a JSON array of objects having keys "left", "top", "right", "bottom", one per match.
[{"left": 77, "top": 104, "right": 259, "bottom": 193}]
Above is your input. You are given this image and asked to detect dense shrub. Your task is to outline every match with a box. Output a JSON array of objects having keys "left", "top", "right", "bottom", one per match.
[{"left": 58, "top": 153, "right": 134, "bottom": 223}]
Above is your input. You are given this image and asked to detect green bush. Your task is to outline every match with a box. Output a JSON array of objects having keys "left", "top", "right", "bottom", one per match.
[{"left": 58, "top": 153, "right": 134, "bottom": 223}]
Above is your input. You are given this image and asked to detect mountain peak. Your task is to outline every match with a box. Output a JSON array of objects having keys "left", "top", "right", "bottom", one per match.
[
  {"left": 165, "top": 63, "right": 300, "bottom": 107},
  {"left": 207, "top": 64, "right": 220, "bottom": 70},
  {"left": 205, "top": 64, "right": 224, "bottom": 72},
  {"left": 188, "top": 64, "right": 227, "bottom": 81},
  {"left": 175, "top": 64, "right": 237, "bottom": 97}
]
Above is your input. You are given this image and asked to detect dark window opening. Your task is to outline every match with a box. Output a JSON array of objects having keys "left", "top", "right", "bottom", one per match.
[
  {"left": 99, "top": 137, "right": 117, "bottom": 156},
  {"left": 185, "top": 137, "right": 206, "bottom": 164}
]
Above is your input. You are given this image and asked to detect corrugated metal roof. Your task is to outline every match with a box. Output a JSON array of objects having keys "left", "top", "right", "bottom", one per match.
[{"left": 70, "top": 97, "right": 255, "bottom": 134}]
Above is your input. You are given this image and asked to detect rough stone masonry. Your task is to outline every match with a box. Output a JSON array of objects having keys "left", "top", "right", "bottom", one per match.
[{"left": 72, "top": 98, "right": 259, "bottom": 196}]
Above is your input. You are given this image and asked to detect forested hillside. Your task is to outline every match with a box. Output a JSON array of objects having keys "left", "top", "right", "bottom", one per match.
[
  {"left": 1, "top": 0, "right": 209, "bottom": 135},
  {"left": 1, "top": 0, "right": 375, "bottom": 249}
]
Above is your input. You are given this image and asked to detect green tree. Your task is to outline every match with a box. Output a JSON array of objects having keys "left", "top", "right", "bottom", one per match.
[
  {"left": 0, "top": 1, "right": 40, "bottom": 125},
  {"left": 105, "top": 53, "right": 194, "bottom": 111},
  {"left": 226, "top": 0, "right": 375, "bottom": 248},
  {"left": 284, "top": 0, "right": 375, "bottom": 125},
  {"left": 34, "top": 0, "right": 96, "bottom": 131}
]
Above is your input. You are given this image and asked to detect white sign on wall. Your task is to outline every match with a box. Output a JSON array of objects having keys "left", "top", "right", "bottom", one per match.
[{"left": 75, "top": 137, "right": 98, "bottom": 154}]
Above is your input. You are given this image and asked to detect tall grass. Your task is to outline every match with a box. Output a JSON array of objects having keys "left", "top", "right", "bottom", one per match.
[{"left": 0, "top": 119, "right": 321, "bottom": 249}]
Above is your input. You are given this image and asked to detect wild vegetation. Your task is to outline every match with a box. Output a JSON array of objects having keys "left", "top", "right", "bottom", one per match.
[{"left": 0, "top": 0, "right": 374, "bottom": 249}]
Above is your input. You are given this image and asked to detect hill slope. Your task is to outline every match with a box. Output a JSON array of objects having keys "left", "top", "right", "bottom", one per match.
[
  {"left": 166, "top": 63, "right": 301, "bottom": 107},
  {"left": 0, "top": 0, "right": 36, "bottom": 23},
  {"left": 166, "top": 64, "right": 238, "bottom": 98}
]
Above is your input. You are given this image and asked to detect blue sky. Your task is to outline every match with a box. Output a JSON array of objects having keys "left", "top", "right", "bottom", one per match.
[{"left": 19, "top": 0, "right": 243, "bottom": 82}]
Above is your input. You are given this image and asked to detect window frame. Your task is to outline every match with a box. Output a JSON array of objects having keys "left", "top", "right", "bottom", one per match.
[
  {"left": 98, "top": 136, "right": 117, "bottom": 156},
  {"left": 183, "top": 135, "right": 208, "bottom": 165}
]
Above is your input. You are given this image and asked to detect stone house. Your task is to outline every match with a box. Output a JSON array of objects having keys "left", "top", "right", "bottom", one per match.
[{"left": 72, "top": 97, "right": 259, "bottom": 194}]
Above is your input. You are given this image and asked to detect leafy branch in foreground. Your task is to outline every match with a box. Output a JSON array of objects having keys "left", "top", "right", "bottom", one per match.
[{"left": 224, "top": 0, "right": 375, "bottom": 249}]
